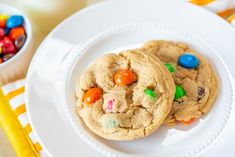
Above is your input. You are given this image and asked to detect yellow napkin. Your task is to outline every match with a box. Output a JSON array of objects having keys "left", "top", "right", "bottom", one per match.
[
  {"left": 0, "top": 1, "right": 235, "bottom": 157},
  {"left": 0, "top": 80, "right": 47, "bottom": 157}
]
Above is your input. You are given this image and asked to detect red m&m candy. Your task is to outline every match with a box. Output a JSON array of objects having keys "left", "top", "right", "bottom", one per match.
[
  {"left": 0, "top": 28, "right": 5, "bottom": 39},
  {"left": 3, "top": 44, "right": 16, "bottom": 54},
  {"left": 0, "top": 36, "right": 12, "bottom": 47},
  {"left": 0, "top": 37, "right": 16, "bottom": 54}
]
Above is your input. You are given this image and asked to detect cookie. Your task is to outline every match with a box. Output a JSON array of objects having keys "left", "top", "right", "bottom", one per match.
[
  {"left": 76, "top": 49, "right": 175, "bottom": 140},
  {"left": 142, "top": 40, "right": 218, "bottom": 125}
]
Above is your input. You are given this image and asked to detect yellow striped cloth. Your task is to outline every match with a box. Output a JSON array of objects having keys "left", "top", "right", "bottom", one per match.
[
  {"left": 189, "top": 0, "right": 235, "bottom": 22},
  {"left": 0, "top": 1, "right": 235, "bottom": 157},
  {"left": 1, "top": 80, "right": 47, "bottom": 157}
]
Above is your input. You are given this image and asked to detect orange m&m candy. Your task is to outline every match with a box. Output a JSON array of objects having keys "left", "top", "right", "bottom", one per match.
[
  {"left": 84, "top": 87, "right": 102, "bottom": 104},
  {"left": 9, "top": 26, "right": 25, "bottom": 41},
  {"left": 180, "top": 118, "right": 196, "bottom": 125},
  {"left": 0, "top": 19, "right": 6, "bottom": 28},
  {"left": 114, "top": 69, "right": 137, "bottom": 86}
]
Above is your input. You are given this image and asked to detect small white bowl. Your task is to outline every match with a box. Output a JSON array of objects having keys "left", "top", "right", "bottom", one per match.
[{"left": 0, "top": 4, "right": 33, "bottom": 85}]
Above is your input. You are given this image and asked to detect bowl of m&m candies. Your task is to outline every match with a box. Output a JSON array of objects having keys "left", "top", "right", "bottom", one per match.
[
  {"left": 0, "top": 15, "right": 27, "bottom": 63},
  {"left": 0, "top": 4, "right": 33, "bottom": 85}
]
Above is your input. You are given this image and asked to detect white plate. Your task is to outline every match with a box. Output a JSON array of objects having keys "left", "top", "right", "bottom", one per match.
[
  {"left": 25, "top": 0, "right": 235, "bottom": 157},
  {"left": 60, "top": 24, "right": 233, "bottom": 157}
]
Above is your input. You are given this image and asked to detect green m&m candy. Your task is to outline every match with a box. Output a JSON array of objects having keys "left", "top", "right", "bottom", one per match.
[
  {"left": 103, "top": 118, "right": 119, "bottom": 129},
  {"left": 144, "top": 88, "right": 157, "bottom": 99},
  {"left": 165, "top": 63, "right": 175, "bottom": 73},
  {"left": 175, "top": 85, "right": 185, "bottom": 99}
]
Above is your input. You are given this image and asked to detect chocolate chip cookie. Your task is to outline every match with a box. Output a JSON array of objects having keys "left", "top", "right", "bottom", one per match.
[
  {"left": 76, "top": 49, "right": 175, "bottom": 140},
  {"left": 142, "top": 40, "right": 218, "bottom": 125}
]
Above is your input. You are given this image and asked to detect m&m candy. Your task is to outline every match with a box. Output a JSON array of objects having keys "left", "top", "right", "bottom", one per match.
[
  {"left": 6, "top": 15, "right": 23, "bottom": 29},
  {"left": 0, "top": 37, "right": 16, "bottom": 54},
  {"left": 165, "top": 63, "right": 175, "bottom": 73},
  {"left": 9, "top": 26, "right": 25, "bottom": 40},
  {"left": 175, "top": 85, "right": 185, "bottom": 99},
  {"left": 180, "top": 118, "right": 196, "bottom": 125},
  {"left": 102, "top": 118, "right": 119, "bottom": 129},
  {"left": 3, "top": 44, "right": 16, "bottom": 54},
  {"left": 0, "top": 19, "right": 6, "bottom": 28},
  {"left": 0, "top": 28, "right": 4, "bottom": 38},
  {"left": 0, "top": 14, "right": 27, "bottom": 64},
  {"left": 144, "top": 88, "right": 157, "bottom": 99},
  {"left": 84, "top": 87, "right": 102, "bottom": 104},
  {"left": 178, "top": 54, "right": 199, "bottom": 69},
  {"left": 0, "top": 15, "right": 9, "bottom": 21},
  {"left": 15, "top": 35, "right": 26, "bottom": 50},
  {"left": 114, "top": 69, "right": 137, "bottom": 86}
]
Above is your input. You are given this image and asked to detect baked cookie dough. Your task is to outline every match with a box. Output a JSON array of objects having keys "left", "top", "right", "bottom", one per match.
[
  {"left": 142, "top": 40, "right": 218, "bottom": 125},
  {"left": 76, "top": 50, "right": 175, "bottom": 140}
]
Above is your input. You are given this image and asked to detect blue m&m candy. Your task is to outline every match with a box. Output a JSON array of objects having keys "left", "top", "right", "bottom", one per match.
[
  {"left": 6, "top": 15, "right": 23, "bottom": 29},
  {"left": 178, "top": 53, "right": 199, "bottom": 69}
]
